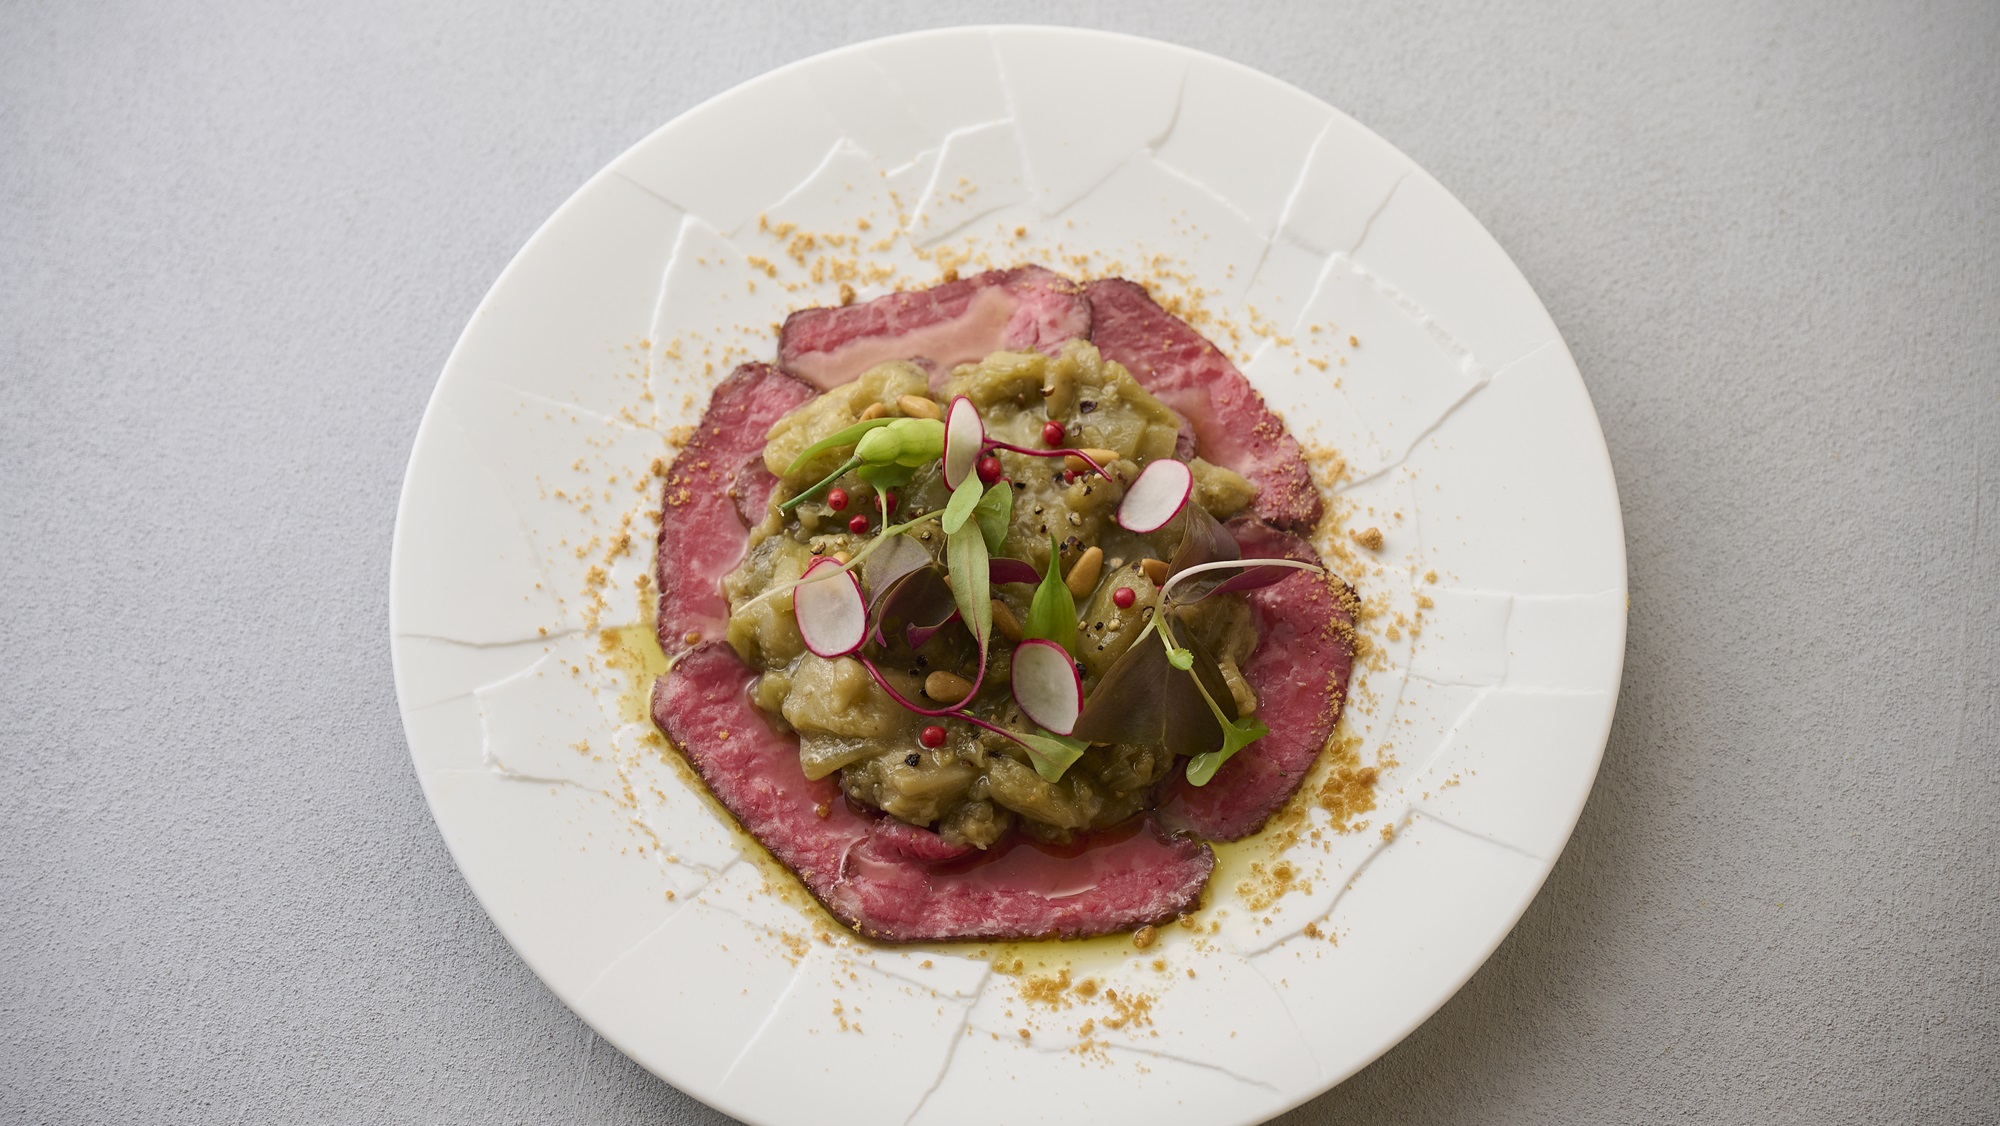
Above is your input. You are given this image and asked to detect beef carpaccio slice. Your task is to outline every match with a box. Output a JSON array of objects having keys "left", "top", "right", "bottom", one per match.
[
  {"left": 653, "top": 643, "right": 1216, "bottom": 942},
  {"left": 1085, "top": 278, "right": 1323, "bottom": 533},
  {"left": 1159, "top": 518, "right": 1357, "bottom": 840},
  {"left": 654, "top": 362, "right": 815, "bottom": 655},
  {"left": 648, "top": 271, "right": 1346, "bottom": 935},
  {"left": 778, "top": 265, "right": 1091, "bottom": 390}
]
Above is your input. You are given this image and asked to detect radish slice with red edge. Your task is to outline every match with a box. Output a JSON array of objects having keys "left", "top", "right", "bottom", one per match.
[
  {"left": 1011, "top": 639, "right": 1083, "bottom": 735},
  {"left": 793, "top": 557, "right": 867, "bottom": 657},
  {"left": 1116, "top": 458, "right": 1193, "bottom": 533},
  {"left": 942, "top": 396, "right": 983, "bottom": 489}
]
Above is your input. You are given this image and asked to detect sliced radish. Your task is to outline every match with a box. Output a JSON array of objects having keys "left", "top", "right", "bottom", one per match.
[
  {"left": 942, "top": 396, "right": 984, "bottom": 489},
  {"left": 793, "top": 557, "right": 867, "bottom": 657},
  {"left": 1116, "top": 458, "right": 1193, "bottom": 533},
  {"left": 1011, "top": 639, "right": 1083, "bottom": 735}
]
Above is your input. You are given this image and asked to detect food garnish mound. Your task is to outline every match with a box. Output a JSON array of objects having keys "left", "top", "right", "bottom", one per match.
[{"left": 651, "top": 267, "right": 1357, "bottom": 943}]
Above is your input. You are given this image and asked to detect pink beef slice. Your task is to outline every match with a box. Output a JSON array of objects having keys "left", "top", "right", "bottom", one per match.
[
  {"left": 778, "top": 266, "right": 1092, "bottom": 390},
  {"left": 1085, "top": 278, "right": 1323, "bottom": 533},
  {"left": 655, "top": 362, "right": 816, "bottom": 655},
  {"left": 653, "top": 643, "right": 1215, "bottom": 942},
  {"left": 1160, "top": 518, "right": 1358, "bottom": 840}
]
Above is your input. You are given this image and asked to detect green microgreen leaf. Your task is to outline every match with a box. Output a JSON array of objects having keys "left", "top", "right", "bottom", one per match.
[
  {"left": 945, "top": 520, "right": 992, "bottom": 649},
  {"left": 1166, "top": 646, "right": 1194, "bottom": 671},
  {"left": 1014, "top": 728, "right": 1089, "bottom": 783},
  {"left": 972, "top": 482, "right": 1013, "bottom": 554},
  {"left": 1023, "top": 534, "right": 1079, "bottom": 656},
  {"left": 1171, "top": 616, "right": 1267, "bottom": 786},
  {"left": 782, "top": 418, "right": 895, "bottom": 477},
  {"left": 940, "top": 471, "right": 984, "bottom": 535},
  {"left": 951, "top": 713, "right": 1089, "bottom": 783},
  {"left": 1185, "top": 714, "right": 1270, "bottom": 786}
]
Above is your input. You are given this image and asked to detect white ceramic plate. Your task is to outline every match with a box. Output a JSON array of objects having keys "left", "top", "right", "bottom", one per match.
[{"left": 391, "top": 26, "right": 1625, "bottom": 1126}]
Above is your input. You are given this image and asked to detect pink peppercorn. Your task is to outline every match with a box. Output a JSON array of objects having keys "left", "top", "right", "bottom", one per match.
[
  {"left": 976, "top": 456, "right": 1004, "bottom": 485},
  {"left": 826, "top": 487, "right": 848, "bottom": 511},
  {"left": 848, "top": 514, "right": 869, "bottom": 534},
  {"left": 1112, "top": 586, "right": 1137, "bottom": 609},
  {"left": 1041, "top": 420, "right": 1066, "bottom": 446},
  {"left": 920, "top": 725, "right": 947, "bottom": 748}
]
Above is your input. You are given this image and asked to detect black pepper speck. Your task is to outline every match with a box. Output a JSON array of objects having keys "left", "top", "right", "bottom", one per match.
[{"left": 905, "top": 753, "right": 921, "bottom": 767}]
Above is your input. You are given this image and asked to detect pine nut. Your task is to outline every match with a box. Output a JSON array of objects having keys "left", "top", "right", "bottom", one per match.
[
  {"left": 990, "top": 600, "right": 1023, "bottom": 641},
  {"left": 896, "top": 394, "right": 942, "bottom": 421},
  {"left": 924, "top": 670, "right": 974, "bottom": 704},
  {"left": 1063, "top": 448, "right": 1120, "bottom": 475},
  {"left": 1065, "top": 546, "right": 1104, "bottom": 599}
]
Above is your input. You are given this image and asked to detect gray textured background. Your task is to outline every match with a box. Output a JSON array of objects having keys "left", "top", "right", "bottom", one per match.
[{"left": 4, "top": 0, "right": 1996, "bottom": 1122}]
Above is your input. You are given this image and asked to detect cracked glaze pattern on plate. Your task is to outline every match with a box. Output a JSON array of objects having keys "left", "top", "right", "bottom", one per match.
[{"left": 390, "top": 26, "right": 1625, "bottom": 1126}]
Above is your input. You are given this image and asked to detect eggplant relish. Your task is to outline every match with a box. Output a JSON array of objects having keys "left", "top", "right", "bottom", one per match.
[{"left": 719, "top": 341, "right": 1325, "bottom": 850}]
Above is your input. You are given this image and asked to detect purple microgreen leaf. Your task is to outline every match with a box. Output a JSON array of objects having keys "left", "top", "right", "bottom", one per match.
[
  {"left": 1161, "top": 557, "right": 1326, "bottom": 608},
  {"left": 1070, "top": 609, "right": 1236, "bottom": 758},
  {"left": 1168, "top": 502, "right": 1241, "bottom": 577},
  {"left": 867, "top": 564, "right": 955, "bottom": 649},
  {"left": 862, "top": 532, "right": 930, "bottom": 597},
  {"left": 1205, "top": 564, "right": 1307, "bottom": 597},
  {"left": 988, "top": 557, "right": 1040, "bottom": 586},
  {"left": 904, "top": 611, "right": 961, "bottom": 650}
]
